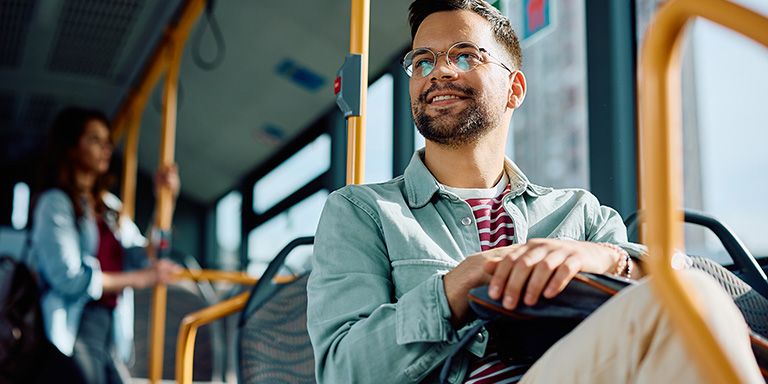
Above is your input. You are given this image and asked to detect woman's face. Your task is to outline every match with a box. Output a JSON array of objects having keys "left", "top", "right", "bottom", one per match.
[{"left": 74, "top": 119, "right": 113, "bottom": 175}]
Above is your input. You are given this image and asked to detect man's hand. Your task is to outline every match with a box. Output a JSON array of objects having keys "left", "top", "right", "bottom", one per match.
[
  {"left": 443, "top": 239, "right": 621, "bottom": 326},
  {"left": 484, "top": 239, "right": 619, "bottom": 309}
]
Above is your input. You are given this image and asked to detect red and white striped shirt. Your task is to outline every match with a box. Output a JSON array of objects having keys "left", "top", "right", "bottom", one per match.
[{"left": 442, "top": 174, "right": 530, "bottom": 384}]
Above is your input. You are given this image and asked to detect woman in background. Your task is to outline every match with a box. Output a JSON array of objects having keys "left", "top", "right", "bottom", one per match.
[{"left": 29, "top": 106, "right": 182, "bottom": 384}]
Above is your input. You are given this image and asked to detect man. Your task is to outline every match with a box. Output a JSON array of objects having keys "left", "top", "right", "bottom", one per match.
[{"left": 307, "top": 0, "right": 763, "bottom": 383}]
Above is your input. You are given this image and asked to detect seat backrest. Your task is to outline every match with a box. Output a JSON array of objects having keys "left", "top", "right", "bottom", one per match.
[
  {"left": 237, "top": 236, "right": 315, "bottom": 383},
  {"left": 238, "top": 273, "right": 314, "bottom": 384},
  {"left": 688, "top": 255, "right": 768, "bottom": 376},
  {"left": 688, "top": 256, "right": 768, "bottom": 338},
  {"left": 130, "top": 282, "right": 218, "bottom": 381}
]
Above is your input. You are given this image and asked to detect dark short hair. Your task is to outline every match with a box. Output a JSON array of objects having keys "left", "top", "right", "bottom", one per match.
[{"left": 408, "top": 0, "right": 522, "bottom": 69}]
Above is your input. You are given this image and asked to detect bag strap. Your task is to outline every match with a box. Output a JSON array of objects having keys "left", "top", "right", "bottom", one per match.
[{"left": 439, "top": 321, "right": 489, "bottom": 384}]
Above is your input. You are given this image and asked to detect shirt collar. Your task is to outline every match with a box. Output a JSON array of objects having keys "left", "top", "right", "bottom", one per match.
[{"left": 403, "top": 149, "right": 546, "bottom": 208}]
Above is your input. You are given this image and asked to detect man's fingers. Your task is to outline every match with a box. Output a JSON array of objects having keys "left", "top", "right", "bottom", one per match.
[
  {"left": 486, "top": 246, "right": 526, "bottom": 299},
  {"left": 523, "top": 250, "right": 567, "bottom": 306},
  {"left": 488, "top": 257, "right": 513, "bottom": 300},
  {"left": 502, "top": 246, "right": 547, "bottom": 309},
  {"left": 543, "top": 256, "right": 582, "bottom": 298}
]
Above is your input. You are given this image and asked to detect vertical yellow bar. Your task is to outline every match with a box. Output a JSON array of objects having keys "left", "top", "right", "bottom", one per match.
[
  {"left": 346, "top": 0, "right": 369, "bottom": 185},
  {"left": 148, "top": 39, "right": 183, "bottom": 384},
  {"left": 119, "top": 110, "right": 141, "bottom": 221}
]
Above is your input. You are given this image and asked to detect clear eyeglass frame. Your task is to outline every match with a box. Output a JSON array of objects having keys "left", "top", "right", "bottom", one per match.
[{"left": 401, "top": 41, "right": 512, "bottom": 79}]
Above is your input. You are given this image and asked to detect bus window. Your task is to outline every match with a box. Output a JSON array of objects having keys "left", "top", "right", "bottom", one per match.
[
  {"left": 215, "top": 190, "right": 242, "bottom": 270},
  {"left": 253, "top": 134, "right": 330, "bottom": 214},
  {"left": 247, "top": 189, "right": 327, "bottom": 276},
  {"left": 504, "top": 0, "right": 590, "bottom": 189},
  {"left": 12, "top": 182, "right": 29, "bottom": 230},
  {"left": 638, "top": 0, "right": 768, "bottom": 260},
  {"left": 365, "top": 74, "right": 394, "bottom": 183}
]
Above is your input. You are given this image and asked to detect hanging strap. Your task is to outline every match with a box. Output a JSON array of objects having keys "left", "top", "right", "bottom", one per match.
[{"left": 438, "top": 321, "right": 489, "bottom": 384}]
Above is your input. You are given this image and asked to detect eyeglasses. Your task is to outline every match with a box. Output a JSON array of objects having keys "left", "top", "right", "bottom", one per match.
[{"left": 401, "top": 41, "right": 512, "bottom": 79}]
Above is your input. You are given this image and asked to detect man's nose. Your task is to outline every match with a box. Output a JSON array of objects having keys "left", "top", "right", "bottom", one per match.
[{"left": 431, "top": 54, "right": 458, "bottom": 81}]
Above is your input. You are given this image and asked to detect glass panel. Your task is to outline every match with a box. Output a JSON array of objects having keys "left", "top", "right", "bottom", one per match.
[
  {"left": 215, "top": 191, "right": 241, "bottom": 270},
  {"left": 247, "top": 189, "right": 328, "bottom": 276},
  {"left": 504, "top": 0, "right": 590, "bottom": 189},
  {"left": 365, "top": 74, "right": 394, "bottom": 183},
  {"left": 12, "top": 182, "right": 29, "bottom": 230},
  {"left": 414, "top": 124, "right": 425, "bottom": 151},
  {"left": 253, "top": 134, "right": 331, "bottom": 213},
  {"left": 637, "top": 0, "right": 768, "bottom": 257}
]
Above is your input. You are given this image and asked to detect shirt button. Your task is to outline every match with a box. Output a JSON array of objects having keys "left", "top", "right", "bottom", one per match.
[
  {"left": 461, "top": 217, "right": 472, "bottom": 226},
  {"left": 476, "top": 332, "right": 485, "bottom": 342}
]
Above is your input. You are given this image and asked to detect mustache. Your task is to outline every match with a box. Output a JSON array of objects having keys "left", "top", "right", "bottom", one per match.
[{"left": 417, "top": 82, "right": 476, "bottom": 103}]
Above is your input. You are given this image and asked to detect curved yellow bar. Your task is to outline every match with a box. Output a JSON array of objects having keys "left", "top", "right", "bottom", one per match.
[
  {"left": 638, "top": 0, "right": 768, "bottom": 383},
  {"left": 176, "top": 292, "right": 251, "bottom": 384},
  {"left": 345, "top": 0, "right": 370, "bottom": 185}
]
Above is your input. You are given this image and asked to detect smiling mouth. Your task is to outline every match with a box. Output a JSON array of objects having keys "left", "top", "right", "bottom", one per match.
[{"left": 428, "top": 94, "right": 468, "bottom": 107}]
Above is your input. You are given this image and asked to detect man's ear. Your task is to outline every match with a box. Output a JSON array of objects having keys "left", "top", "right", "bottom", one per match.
[{"left": 507, "top": 70, "right": 527, "bottom": 109}]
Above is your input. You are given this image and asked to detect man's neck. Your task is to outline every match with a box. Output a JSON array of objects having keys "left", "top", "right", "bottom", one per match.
[{"left": 424, "top": 139, "right": 506, "bottom": 189}]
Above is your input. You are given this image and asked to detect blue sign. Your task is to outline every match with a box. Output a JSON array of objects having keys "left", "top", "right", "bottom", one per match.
[{"left": 522, "top": 0, "right": 550, "bottom": 40}]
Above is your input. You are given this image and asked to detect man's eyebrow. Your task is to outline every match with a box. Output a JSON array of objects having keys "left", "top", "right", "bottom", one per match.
[{"left": 412, "top": 41, "right": 476, "bottom": 51}]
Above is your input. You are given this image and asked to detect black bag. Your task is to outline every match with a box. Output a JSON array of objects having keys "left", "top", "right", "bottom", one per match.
[
  {"left": 438, "top": 273, "right": 633, "bottom": 383},
  {"left": 467, "top": 272, "right": 634, "bottom": 362},
  {"left": 0, "top": 255, "right": 47, "bottom": 382}
]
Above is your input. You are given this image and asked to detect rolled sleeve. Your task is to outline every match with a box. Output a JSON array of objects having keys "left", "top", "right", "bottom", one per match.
[
  {"left": 396, "top": 274, "right": 453, "bottom": 344},
  {"left": 583, "top": 192, "right": 647, "bottom": 258},
  {"left": 32, "top": 191, "right": 103, "bottom": 301}
]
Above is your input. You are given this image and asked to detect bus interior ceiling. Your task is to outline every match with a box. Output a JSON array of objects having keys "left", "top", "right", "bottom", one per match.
[{"left": 0, "top": 0, "right": 411, "bottom": 263}]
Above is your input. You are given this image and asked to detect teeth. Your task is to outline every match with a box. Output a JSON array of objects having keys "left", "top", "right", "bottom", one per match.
[{"left": 432, "top": 95, "right": 459, "bottom": 103}]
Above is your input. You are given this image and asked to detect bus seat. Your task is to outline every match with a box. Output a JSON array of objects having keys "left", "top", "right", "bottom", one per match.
[
  {"left": 237, "top": 236, "right": 315, "bottom": 384},
  {"left": 689, "top": 256, "right": 768, "bottom": 337},
  {"left": 687, "top": 256, "right": 768, "bottom": 377},
  {"left": 131, "top": 281, "right": 218, "bottom": 381}
]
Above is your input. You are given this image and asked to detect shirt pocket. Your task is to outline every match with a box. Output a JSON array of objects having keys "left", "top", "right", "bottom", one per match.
[{"left": 390, "top": 259, "right": 456, "bottom": 299}]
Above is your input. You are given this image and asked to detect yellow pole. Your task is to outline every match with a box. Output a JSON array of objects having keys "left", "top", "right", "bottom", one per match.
[
  {"left": 638, "top": 0, "right": 768, "bottom": 383},
  {"left": 118, "top": 109, "right": 142, "bottom": 221},
  {"left": 345, "top": 0, "right": 369, "bottom": 185},
  {"left": 148, "top": 39, "right": 183, "bottom": 383}
]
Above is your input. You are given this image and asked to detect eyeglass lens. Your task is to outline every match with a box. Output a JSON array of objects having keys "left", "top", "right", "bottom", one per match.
[{"left": 404, "top": 43, "right": 484, "bottom": 78}]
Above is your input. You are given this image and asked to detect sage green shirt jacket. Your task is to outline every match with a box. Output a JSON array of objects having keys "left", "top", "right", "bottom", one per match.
[{"left": 307, "top": 150, "right": 645, "bottom": 383}]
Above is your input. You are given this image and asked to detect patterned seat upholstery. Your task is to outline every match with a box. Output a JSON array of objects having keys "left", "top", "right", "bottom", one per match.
[
  {"left": 131, "top": 283, "right": 217, "bottom": 381},
  {"left": 688, "top": 256, "right": 768, "bottom": 370},
  {"left": 238, "top": 273, "right": 314, "bottom": 383},
  {"left": 237, "top": 236, "right": 316, "bottom": 383}
]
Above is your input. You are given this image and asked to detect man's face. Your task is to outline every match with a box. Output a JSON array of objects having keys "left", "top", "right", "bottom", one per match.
[{"left": 410, "top": 10, "right": 513, "bottom": 148}]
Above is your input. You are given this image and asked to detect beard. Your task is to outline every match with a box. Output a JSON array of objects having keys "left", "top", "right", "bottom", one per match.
[{"left": 412, "top": 82, "right": 502, "bottom": 148}]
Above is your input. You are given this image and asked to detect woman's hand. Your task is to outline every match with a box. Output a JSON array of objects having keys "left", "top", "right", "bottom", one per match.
[
  {"left": 135, "top": 259, "right": 183, "bottom": 288},
  {"left": 103, "top": 259, "right": 183, "bottom": 292},
  {"left": 154, "top": 163, "right": 180, "bottom": 200}
]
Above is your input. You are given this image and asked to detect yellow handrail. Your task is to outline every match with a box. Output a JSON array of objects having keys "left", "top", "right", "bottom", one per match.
[
  {"left": 638, "top": 0, "right": 768, "bottom": 383},
  {"left": 178, "top": 269, "right": 259, "bottom": 286},
  {"left": 176, "top": 292, "right": 250, "bottom": 384},
  {"left": 345, "top": 0, "right": 370, "bottom": 185}
]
